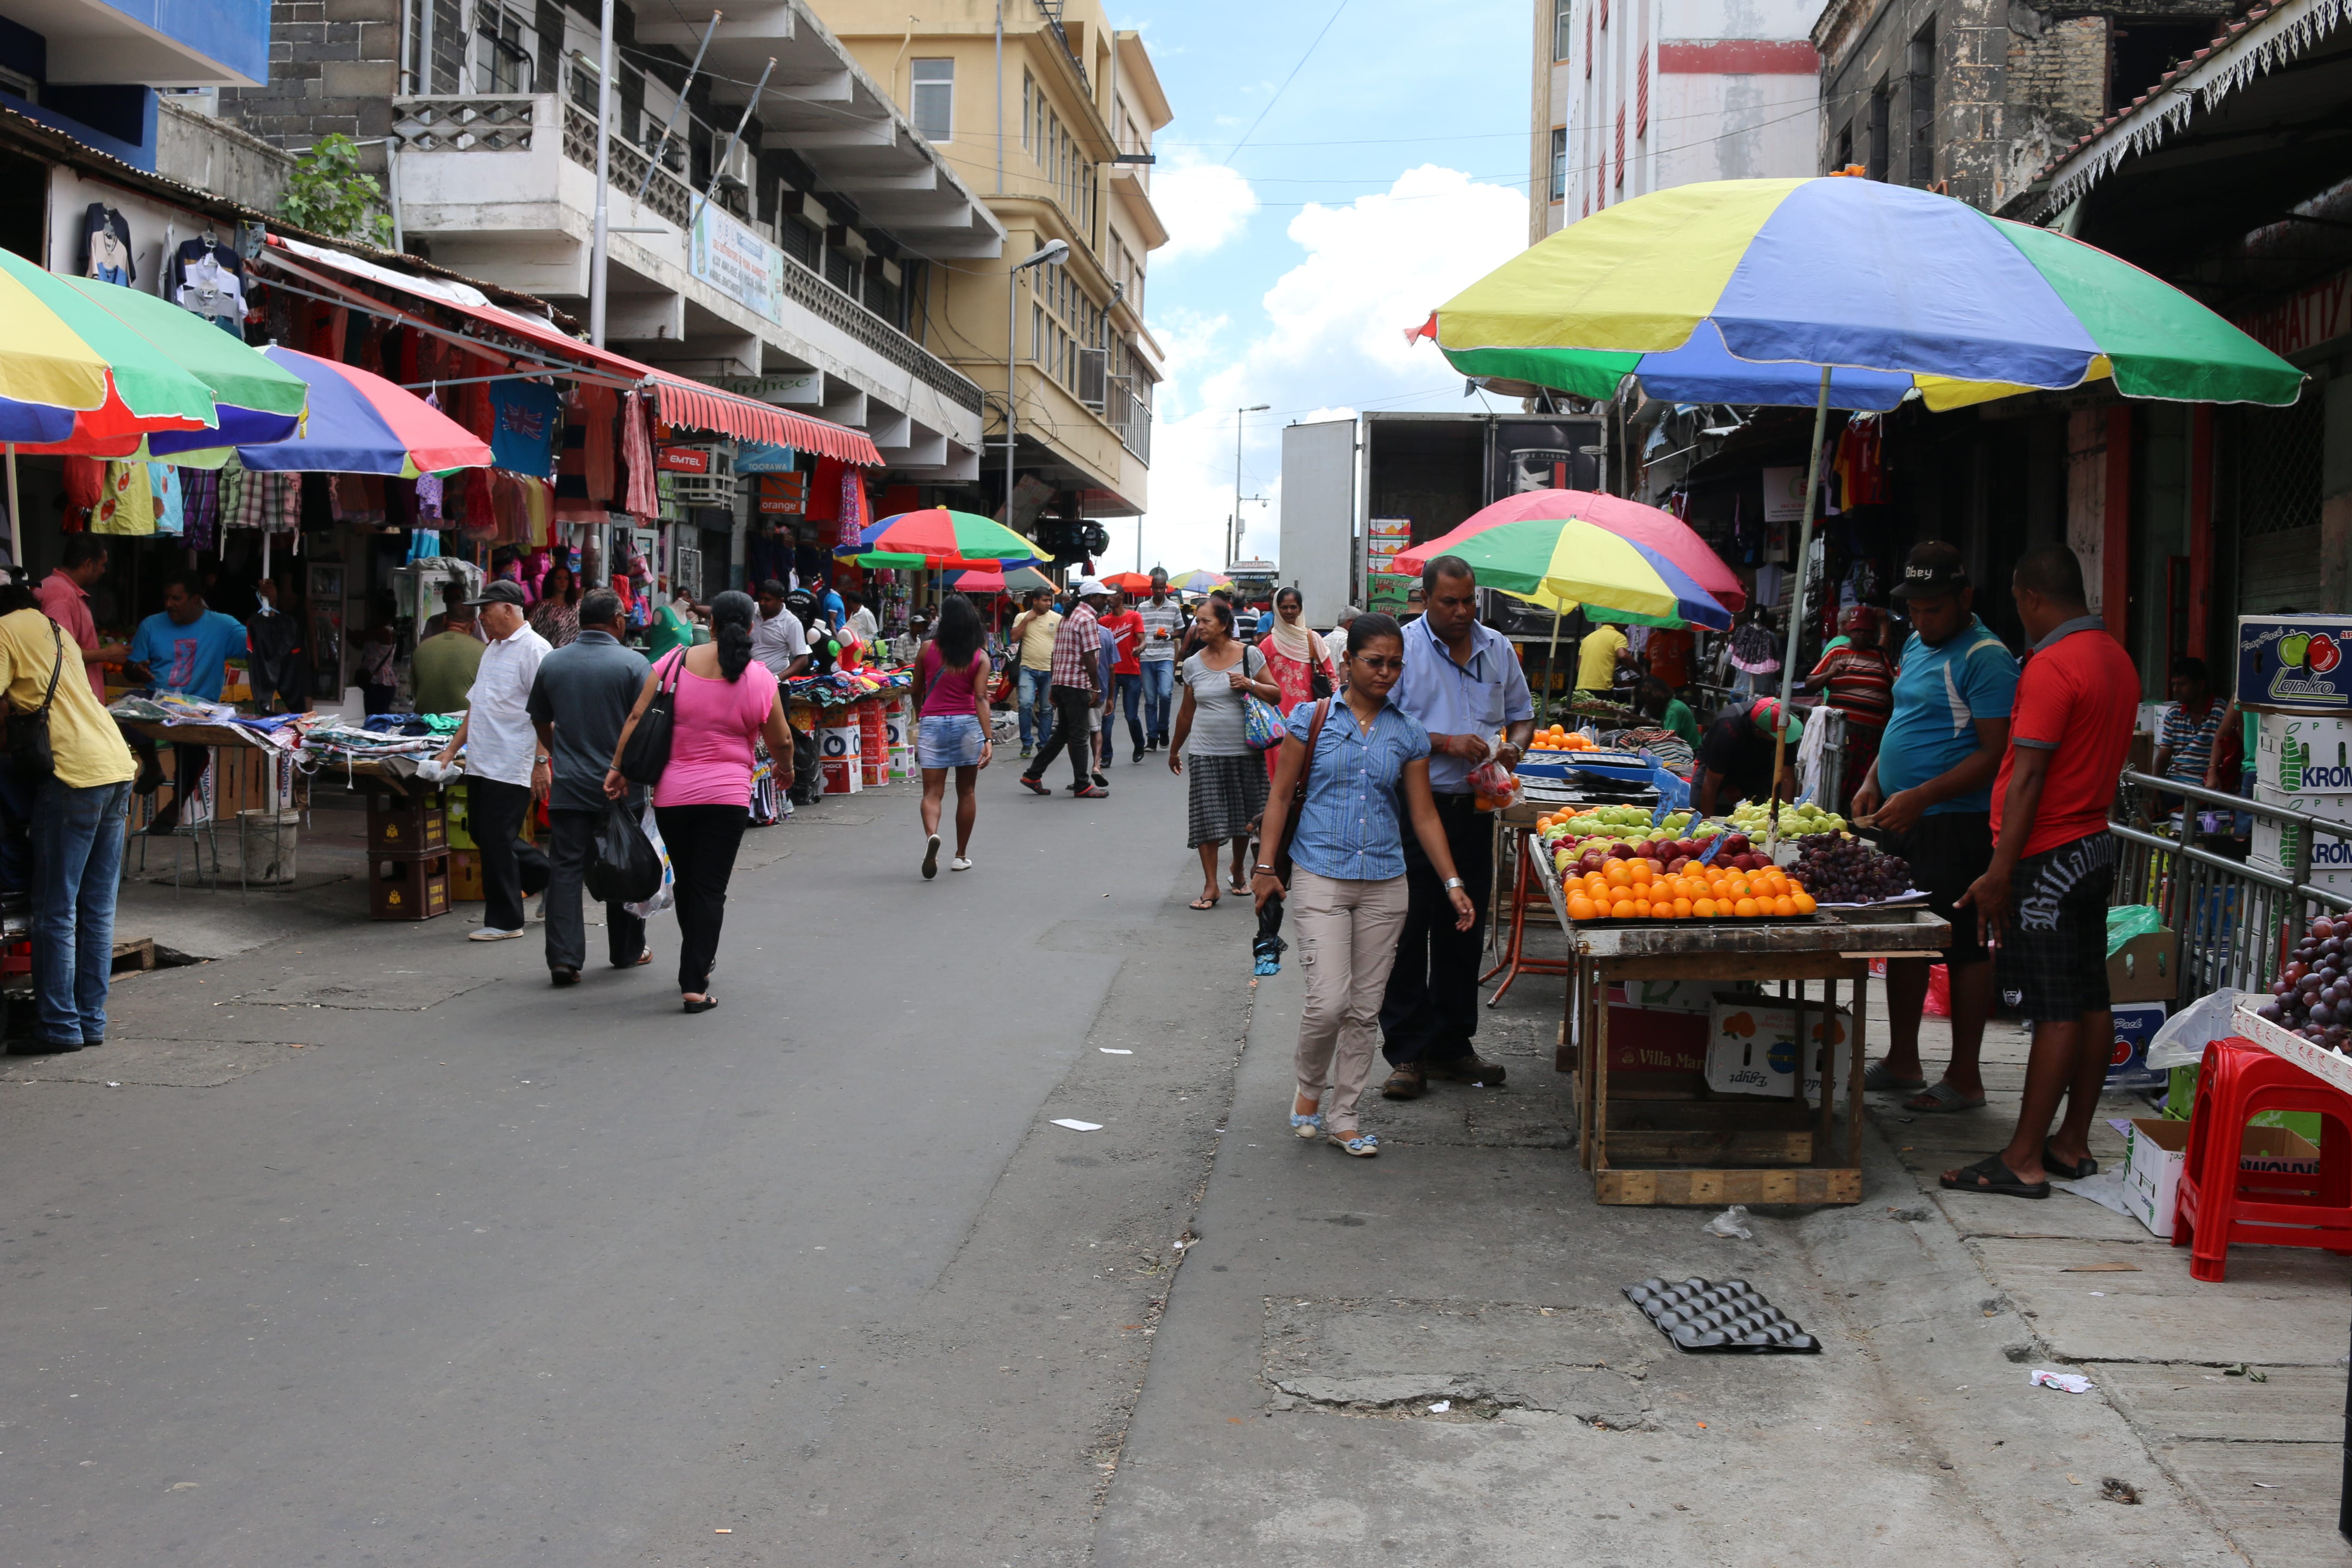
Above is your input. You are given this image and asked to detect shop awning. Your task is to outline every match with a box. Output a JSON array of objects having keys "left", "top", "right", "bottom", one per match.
[{"left": 258, "top": 236, "right": 884, "bottom": 466}]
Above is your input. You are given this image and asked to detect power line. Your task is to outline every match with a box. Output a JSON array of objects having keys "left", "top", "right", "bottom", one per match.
[{"left": 1222, "top": 0, "right": 1353, "bottom": 167}]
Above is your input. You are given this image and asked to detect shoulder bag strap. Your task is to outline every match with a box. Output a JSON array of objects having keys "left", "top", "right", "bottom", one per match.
[{"left": 31, "top": 620, "right": 61, "bottom": 717}]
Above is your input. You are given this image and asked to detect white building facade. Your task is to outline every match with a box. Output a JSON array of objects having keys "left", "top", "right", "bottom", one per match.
[{"left": 1531, "top": 0, "right": 1823, "bottom": 240}]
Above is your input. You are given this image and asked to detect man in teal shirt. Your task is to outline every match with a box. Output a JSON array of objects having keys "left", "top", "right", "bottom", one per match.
[
  {"left": 1850, "top": 542, "right": 2020, "bottom": 1113},
  {"left": 126, "top": 571, "right": 248, "bottom": 833}
]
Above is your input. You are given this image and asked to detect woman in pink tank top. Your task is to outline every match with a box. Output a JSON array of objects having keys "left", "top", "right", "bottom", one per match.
[
  {"left": 911, "top": 592, "right": 996, "bottom": 878},
  {"left": 606, "top": 591, "right": 793, "bottom": 1013}
]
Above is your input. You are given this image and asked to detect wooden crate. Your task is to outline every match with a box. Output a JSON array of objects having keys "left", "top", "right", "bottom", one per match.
[
  {"left": 448, "top": 848, "right": 482, "bottom": 902},
  {"left": 370, "top": 852, "right": 451, "bottom": 920},
  {"left": 367, "top": 792, "right": 447, "bottom": 856}
]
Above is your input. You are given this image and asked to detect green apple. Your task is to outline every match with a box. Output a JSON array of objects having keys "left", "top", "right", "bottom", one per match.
[{"left": 2282, "top": 633, "right": 2312, "bottom": 668}]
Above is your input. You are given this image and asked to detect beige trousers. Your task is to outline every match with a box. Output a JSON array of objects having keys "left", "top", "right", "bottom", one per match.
[{"left": 1292, "top": 868, "right": 1412, "bottom": 1131}]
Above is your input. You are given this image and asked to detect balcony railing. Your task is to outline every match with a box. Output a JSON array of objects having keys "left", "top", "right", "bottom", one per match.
[{"left": 390, "top": 94, "right": 984, "bottom": 417}]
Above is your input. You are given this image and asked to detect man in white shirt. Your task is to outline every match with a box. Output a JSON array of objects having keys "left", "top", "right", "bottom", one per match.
[
  {"left": 842, "top": 589, "right": 880, "bottom": 649},
  {"left": 1135, "top": 570, "right": 1183, "bottom": 750},
  {"left": 1323, "top": 605, "right": 1360, "bottom": 670},
  {"left": 753, "top": 579, "right": 812, "bottom": 679},
  {"left": 432, "top": 581, "right": 552, "bottom": 941}
]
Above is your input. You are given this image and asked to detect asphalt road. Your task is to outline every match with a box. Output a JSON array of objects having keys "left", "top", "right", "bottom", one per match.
[{"left": 0, "top": 752, "right": 1249, "bottom": 1567}]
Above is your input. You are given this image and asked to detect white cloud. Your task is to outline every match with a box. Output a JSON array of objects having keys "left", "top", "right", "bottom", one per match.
[
  {"left": 1151, "top": 159, "right": 1260, "bottom": 263},
  {"left": 1136, "top": 165, "right": 1528, "bottom": 576}
]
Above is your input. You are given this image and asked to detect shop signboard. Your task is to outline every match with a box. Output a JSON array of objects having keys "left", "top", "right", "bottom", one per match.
[
  {"left": 2237, "top": 614, "right": 2352, "bottom": 714},
  {"left": 657, "top": 446, "right": 712, "bottom": 474},
  {"left": 689, "top": 202, "right": 787, "bottom": 323},
  {"left": 756, "top": 473, "right": 807, "bottom": 516}
]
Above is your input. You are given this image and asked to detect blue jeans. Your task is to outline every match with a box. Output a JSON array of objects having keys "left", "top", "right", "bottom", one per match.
[
  {"left": 1113, "top": 672, "right": 1145, "bottom": 754},
  {"left": 1140, "top": 659, "right": 1176, "bottom": 741},
  {"left": 1018, "top": 666, "right": 1054, "bottom": 749},
  {"left": 32, "top": 778, "right": 128, "bottom": 1046}
]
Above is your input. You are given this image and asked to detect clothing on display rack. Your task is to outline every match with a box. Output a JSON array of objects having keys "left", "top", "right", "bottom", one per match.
[
  {"left": 166, "top": 236, "right": 247, "bottom": 334},
  {"left": 490, "top": 380, "right": 562, "bottom": 478},
  {"left": 80, "top": 204, "right": 133, "bottom": 285}
]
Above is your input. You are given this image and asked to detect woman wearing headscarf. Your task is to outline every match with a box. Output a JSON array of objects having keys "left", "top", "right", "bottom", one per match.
[
  {"left": 1256, "top": 585, "right": 1338, "bottom": 781},
  {"left": 606, "top": 590, "right": 792, "bottom": 1013}
]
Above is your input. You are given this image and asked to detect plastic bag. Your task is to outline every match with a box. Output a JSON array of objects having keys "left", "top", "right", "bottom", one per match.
[
  {"left": 1468, "top": 759, "right": 1520, "bottom": 810},
  {"left": 2107, "top": 904, "right": 2162, "bottom": 957},
  {"left": 1705, "top": 1204, "right": 1755, "bottom": 1240},
  {"left": 2145, "top": 988, "right": 2251, "bottom": 1072},
  {"left": 588, "top": 798, "right": 665, "bottom": 905},
  {"left": 622, "top": 802, "right": 675, "bottom": 919}
]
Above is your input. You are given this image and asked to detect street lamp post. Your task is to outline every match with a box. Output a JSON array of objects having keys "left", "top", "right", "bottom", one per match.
[
  {"left": 1005, "top": 239, "right": 1070, "bottom": 533},
  {"left": 1231, "top": 403, "right": 1268, "bottom": 568}
]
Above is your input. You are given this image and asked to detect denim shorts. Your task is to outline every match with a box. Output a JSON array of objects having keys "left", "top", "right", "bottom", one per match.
[{"left": 916, "top": 713, "right": 985, "bottom": 769}]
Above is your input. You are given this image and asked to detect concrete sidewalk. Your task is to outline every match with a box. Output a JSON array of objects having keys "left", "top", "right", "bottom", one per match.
[{"left": 1097, "top": 927, "right": 2352, "bottom": 1567}]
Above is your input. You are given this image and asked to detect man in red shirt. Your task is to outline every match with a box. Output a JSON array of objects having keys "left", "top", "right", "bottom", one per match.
[
  {"left": 1946, "top": 545, "right": 2138, "bottom": 1200},
  {"left": 35, "top": 534, "right": 130, "bottom": 701},
  {"left": 1099, "top": 591, "right": 1146, "bottom": 765}
]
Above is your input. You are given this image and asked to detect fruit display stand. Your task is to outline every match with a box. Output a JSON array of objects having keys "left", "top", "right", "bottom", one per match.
[{"left": 1533, "top": 847, "right": 1951, "bottom": 1205}]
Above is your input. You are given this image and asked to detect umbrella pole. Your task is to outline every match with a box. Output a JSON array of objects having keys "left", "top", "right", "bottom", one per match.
[
  {"left": 1544, "top": 606, "right": 1563, "bottom": 726},
  {"left": 1766, "top": 367, "right": 1833, "bottom": 858},
  {"left": 3, "top": 444, "right": 15, "bottom": 567}
]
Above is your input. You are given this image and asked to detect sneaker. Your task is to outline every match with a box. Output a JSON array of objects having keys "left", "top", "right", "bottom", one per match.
[
  {"left": 949, "top": 856, "right": 973, "bottom": 871},
  {"left": 469, "top": 926, "right": 525, "bottom": 942},
  {"left": 549, "top": 966, "right": 580, "bottom": 987},
  {"left": 1132, "top": 752, "right": 1146, "bottom": 764},
  {"left": 1019, "top": 744, "right": 1033, "bottom": 759},
  {"left": 1425, "top": 1053, "right": 1507, "bottom": 1086},
  {"left": 922, "top": 833, "right": 941, "bottom": 880},
  {"left": 1018, "top": 775, "right": 1050, "bottom": 796},
  {"left": 1075, "top": 783, "right": 1108, "bottom": 799}
]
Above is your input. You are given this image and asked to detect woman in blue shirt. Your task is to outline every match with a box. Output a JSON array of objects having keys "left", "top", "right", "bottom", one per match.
[{"left": 1251, "top": 613, "right": 1475, "bottom": 1157}]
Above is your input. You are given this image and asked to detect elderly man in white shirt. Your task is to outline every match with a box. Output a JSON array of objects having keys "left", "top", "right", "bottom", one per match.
[
  {"left": 433, "top": 580, "right": 552, "bottom": 940},
  {"left": 752, "top": 579, "right": 812, "bottom": 679},
  {"left": 1322, "top": 605, "right": 1361, "bottom": 670}
]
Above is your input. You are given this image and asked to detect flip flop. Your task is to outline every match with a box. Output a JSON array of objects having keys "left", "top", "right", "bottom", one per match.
[
  {"left": 1863, "top": 1060, "right": 1927, "bottom": 1093},
  {"left": 1939, "top": 1153, "right": 2050, "bottom": 1199},
  {"left": 2043, "top": 1143, "right": 2098, "bottom": 1180},
  {"left": 1190, "top": 894, "right": 1219, "bottom": 911},
  {"left": 1904, "top": 1081, "right": 1988, "bottom": 1114}
]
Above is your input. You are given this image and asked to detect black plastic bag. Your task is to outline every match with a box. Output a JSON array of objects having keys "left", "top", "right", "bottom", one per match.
[{"left": 587, "top": 799, "right": 664, "bottom": 904}]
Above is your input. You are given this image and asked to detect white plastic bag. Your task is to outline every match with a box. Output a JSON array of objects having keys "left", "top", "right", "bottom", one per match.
[
  {"left": 622, "top": 802, "right": 674, "bottom": 919},
  {"left": 2145, "top": 989, "right": 2251, "bottom": 1073}
]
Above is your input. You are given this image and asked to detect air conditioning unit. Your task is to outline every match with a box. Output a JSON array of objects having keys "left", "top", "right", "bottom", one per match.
[{"left": 714, "top": 139, "right": 753, "bottom": 191}]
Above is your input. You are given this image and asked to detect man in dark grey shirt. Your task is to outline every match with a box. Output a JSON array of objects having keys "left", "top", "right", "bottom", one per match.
[{"left": 526, "top": 589, "right": 652, "bottom": 985}]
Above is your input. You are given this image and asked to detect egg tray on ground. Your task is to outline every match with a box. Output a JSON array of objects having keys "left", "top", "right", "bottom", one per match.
[{"left": 1624, "top": 1277, "right": 1819, "bottom": 1353}]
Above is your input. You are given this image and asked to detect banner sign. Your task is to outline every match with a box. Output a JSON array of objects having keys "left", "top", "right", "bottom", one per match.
[{"left": 689, "top": 202, "right": 787, "bottom": 323}]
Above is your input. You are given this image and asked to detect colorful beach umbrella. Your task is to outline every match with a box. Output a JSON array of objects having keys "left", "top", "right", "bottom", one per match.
[
  {"left": 1391, "top": 515, "right": 1729, "bottom": 630},
  {"left": 1167, "top": 570, "right": 1229, "bottom": 593},
  {"left": 836, "top": 508, "right": 1039, "bottom": 569},
  {"left": 943, "top": 564, "right": 1052, "bottom": 595},
  {"left": 1420, "top": 175, "right": 2305, "bottom": 410},
  {"left": 220, "top": 349, "right": 488, "bottom": 476},
  {"left": 1401, "top": 490, "right": 1744, "bottom": 615},
  {"left": 1102, "top": 570, "right": 1156, "bottom": 593}
]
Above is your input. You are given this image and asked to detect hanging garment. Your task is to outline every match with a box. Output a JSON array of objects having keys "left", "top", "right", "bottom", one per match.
[
  {"left": 91, "top": 461, "right": 154, "bottom": 534},
  {"left": 489, "top": 380, "right": 562, "bottom": 478},
  {"left": 146, "top": 463, "right": 183, "bottom": 536},
  {"left": 622, "top": 391, "right": 658, "bottom": 518},
  {"left": 180, "top": 466, "right": 220, "bottom": 551},
  {"left": 580, "top": 384, "right": 618, "bottom": 504},
  {"left": 80, "top": 204, "right": 133, "bottom": 285},
  {"left": 245, "top": 606, "right": 306, "bottom": 715},
  {"left": 167, "top": 239, "right": 247, "bottom": 334}
]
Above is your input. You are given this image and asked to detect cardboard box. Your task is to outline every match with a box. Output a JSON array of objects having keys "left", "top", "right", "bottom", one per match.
[
  {"left": 2122, "top": 1117, "right": 2322, "bottom": 1238},
  {"left": 1608, "top": 979, "right": 1758, "bottom": 1016},
  {"left": 819, "top": 757, "right": 860, "bottom": 795},
  {"left": 2238, "top": 615, "right": 2352, "bottom": 715},
  {"left": 2252, "top": 803, "right": 2352, "bottom": 870},
  {"left": 2251, "top": 849, "right": 2352, "bottom": 897},
  {"left": 2255, "top": 712, "right": 2352, "bottom": 795},
  {"left": 2107, "top": 1001, "right": 2169, "bottom": 1090},
  {"left": 2106, "top": 929, "right": 2181, "bottom": 1003},
  {"left": 820, "top": 725, "right": 861, "bottom": 760},
  {"left": 1368, "top": 517, "right": 1413, "bottom": 538},
  {"left": 1704, "top": 999, "right": 1852, "bottom": 1100}
]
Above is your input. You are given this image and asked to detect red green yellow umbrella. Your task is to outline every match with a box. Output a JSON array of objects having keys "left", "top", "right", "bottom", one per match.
[{"left": 835, "top": 507, "right": 1039, "bottom": 569}]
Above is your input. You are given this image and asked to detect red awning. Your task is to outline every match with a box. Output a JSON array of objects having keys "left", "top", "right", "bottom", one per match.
[
  {"left": 259, "top": 236, "right": 884, "bottom": 467},
  {"left": 651, "top": 376, "right": 882, "bottom": 466}
]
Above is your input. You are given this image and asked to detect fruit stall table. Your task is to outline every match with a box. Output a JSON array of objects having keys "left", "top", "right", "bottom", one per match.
[{"left": 1534, "top": 845, "right": 1950, "bottom": 1206}]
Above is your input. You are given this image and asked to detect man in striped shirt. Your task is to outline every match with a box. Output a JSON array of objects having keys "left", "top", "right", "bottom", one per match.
[
  {"left": 2154, "top": 656, "right": 2220, "bottom": 808},
  {"left": 1136, "top": 572, "right": 1183, "bottom": 749},
  {"left": 1018, "top": 579, "right": 1109, "bottom": 799}
]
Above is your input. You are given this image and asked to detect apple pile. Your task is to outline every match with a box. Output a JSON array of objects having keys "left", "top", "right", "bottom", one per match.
[
  {"left": 2260, "top": 914, "right": 2352, "bottom": 1043},
  {"left": 1561, "top": 830, "right": 1772, "bottom": 880}
]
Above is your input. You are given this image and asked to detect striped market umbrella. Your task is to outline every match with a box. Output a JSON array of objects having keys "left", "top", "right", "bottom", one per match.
[
  {"left": 218, "top": 348, "right": 489, "bottom": 476},
  {"left": 835, "top": 507, "right": 1039, "bottom": 570},
  {"left": 1401, "top": 489, "right": 1743, "bottom": 617},
  {"left": 1392, "top": 515, "right": 1730, "bottom": 630},
  {"left": 943, "top": 564, "right": 1052, "bottom": 595},
  {"left": 1167, "top": 570, "right": 1229, "bottom": 593}
]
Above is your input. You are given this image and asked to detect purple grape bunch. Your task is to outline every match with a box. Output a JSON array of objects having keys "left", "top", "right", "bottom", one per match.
[
  {"left": 2259, "top": 916, "right": 2352, "bottom": 1046},
  {"left": 1792, "top": 837, "right": 1913, "bottom": 904}
]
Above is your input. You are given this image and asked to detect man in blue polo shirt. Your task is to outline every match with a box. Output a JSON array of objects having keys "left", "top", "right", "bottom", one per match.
[
  {"left": 126, "top": 571, "right": 248, "bottom": 834},
  {"left": 1851, "top": 541, "right": 2019, "bottom": 1113},
  {"left": 1378, "top": 554, "right": 1534, "bottom": 1101}
]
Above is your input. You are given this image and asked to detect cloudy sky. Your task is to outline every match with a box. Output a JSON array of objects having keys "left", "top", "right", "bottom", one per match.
[{"left": 1117, "top": 0, "right": 1534, "bottom": 579}]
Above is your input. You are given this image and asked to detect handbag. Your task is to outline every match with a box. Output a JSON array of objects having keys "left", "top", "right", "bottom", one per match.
[
  {"left": 8, "top": 619, "right": 63, "bottom": 782},
  {"left": 1271, "top": 698, "right": 1332, "bottom": 886},
  {"left": 616, "top": 649, "right": 684, "bottom": 786},
  {"left": 1308, "top": 645, "right": 1335, "bottom": 701}
]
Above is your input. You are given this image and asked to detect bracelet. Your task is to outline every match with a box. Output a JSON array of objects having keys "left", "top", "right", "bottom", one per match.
[{"left": 1253, "top": 864, "right": 1277, "bottom": 875}]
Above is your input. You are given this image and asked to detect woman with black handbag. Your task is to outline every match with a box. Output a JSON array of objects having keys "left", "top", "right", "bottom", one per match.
[
  {"left": 1250, "top": 613, "right": 1474, "bottom": 1158},
  {"left": 1255, "top": 586, "right": 1339, "bottom": 783},
  {"left": 605, "top": 591, "right": 791, "bottom": 1014}
]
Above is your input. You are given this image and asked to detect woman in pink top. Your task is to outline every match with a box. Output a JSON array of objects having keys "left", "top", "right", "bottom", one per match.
[
  {"left": 911, "top": 592, "right": 995, "bottom": 878},
  {"left": 605, "top": 591, "right": 791, "bottom": 1014}
]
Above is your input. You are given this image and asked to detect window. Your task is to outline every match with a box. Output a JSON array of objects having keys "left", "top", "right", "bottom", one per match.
[
  {"left": 911, "top": 58, "right": 953, "bottom": 141},
  {"left": 1907, "top": 22, "right": 1937, "bottom": 187},
  {"left": 1022, "top": 70, "right": 1034, "bottom": 150},
  {"left": 1865, "top": 79, "right": 1890, "bottom": 181},
  {"left": 1554, "top": 0, "right": 1574, "bottom": 61},
  {"left": 474, "top": 4, "right": 533, "bottom": 93},
  {"left": 1550, "top": 127, "right": 1566, "bottom": 201}
]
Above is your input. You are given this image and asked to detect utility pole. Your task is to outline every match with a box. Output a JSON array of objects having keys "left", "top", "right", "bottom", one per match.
[
  {"left": 586, "top": 0, "right": 615, "bottom": 345},
  {"left": 1231, "top": 403, "right": 1267, "bottom": 567}
]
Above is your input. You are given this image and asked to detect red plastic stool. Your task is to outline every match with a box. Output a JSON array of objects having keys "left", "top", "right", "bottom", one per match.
[{"left": 2174, "top": 1036, "right": 2352, "bottom": 1282}]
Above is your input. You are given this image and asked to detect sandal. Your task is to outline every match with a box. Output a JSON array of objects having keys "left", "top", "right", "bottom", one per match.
[
  {"left": 1863, "top": 1060, "right": 1927, "bottom": 1093},
  {"left": 1328, "top": 1129, "right": 1381, "bottom": 1158},
  {"left": 1190, "top": 893, "right": 1219, "bottom": 911},
  {"left": 1904, "top": 1080, "right": 1988, "bottom": 1114},
  {"left": 1289, "top": 1110, "right": 1323, "bottom": 1139},
  {"left": 2043, "top": 1142, "right": 2098, "bottom": 1180},
  {"left": 682, "top": 994, "right": 719, "bottom": 1015},
  {"left": 1939, "top": 1153, "right": 2049, "bottom": 1200},
  {"left": 1227, "top": 877, "right": 1250, "bottom": 896}
]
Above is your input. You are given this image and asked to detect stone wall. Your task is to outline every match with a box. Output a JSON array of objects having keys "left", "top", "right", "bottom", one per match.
[
  {"left": 154, "top": 98, "right": 298, "bottom": 211},
  {"left": 217, "top": 0, "right": 403, "bottom": 172}
]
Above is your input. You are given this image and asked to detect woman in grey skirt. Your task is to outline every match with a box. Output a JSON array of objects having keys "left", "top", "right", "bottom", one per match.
[{"left": 1168, "top": 597, "right": 1280, "bottom": 909}]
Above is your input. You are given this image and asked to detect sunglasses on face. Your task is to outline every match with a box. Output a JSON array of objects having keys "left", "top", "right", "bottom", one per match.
[{"left": 1354, "top": 656, "right": 1405, "bottom": 674}]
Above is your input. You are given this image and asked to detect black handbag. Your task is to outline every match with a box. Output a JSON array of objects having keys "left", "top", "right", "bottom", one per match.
[
  {"left": 616, "top": 649, "right": 683, "bottom": 786},
  {"left": 9, "top": 619, "right": 64, "bottom": 782},
  {"left": 587, "top": 798, "right": 664, "bottom": 904}
]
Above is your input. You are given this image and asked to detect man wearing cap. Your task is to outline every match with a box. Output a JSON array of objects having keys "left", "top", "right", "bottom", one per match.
[
  {"left": 1851, "top": 540, "right": 2018, "bottom": 1113},
  {"left": 1696, "top": 696, "right": 1802, "bottom": 817},
  {"left": 433, "top": 580, "right": 553, "bottom": 942},
  {"left": 1018, "top": 579, "right": 1110, "bottom": 799}
]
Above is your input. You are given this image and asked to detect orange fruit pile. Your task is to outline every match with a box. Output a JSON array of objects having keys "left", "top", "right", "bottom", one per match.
[
  {"left": 1562, "top": 857, "right": 1816, "bottom": 922},
  {"left": 1526, "top": 724, "right": 1597, "bottom": 753}
]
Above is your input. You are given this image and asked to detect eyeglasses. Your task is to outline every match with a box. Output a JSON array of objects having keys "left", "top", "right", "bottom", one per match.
[{"left": 1354, "top": 656, "right": 1405, "bottom": 674}]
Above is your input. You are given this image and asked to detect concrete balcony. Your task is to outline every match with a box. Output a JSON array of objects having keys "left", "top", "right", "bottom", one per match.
[{"left": 388, "top": 92, "right": 987, "bottom": 480}]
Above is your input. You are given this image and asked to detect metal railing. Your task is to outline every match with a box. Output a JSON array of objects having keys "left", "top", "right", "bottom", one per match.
[{"left": 2108, "top": 769, "right": 2352, "bottom": 1007}]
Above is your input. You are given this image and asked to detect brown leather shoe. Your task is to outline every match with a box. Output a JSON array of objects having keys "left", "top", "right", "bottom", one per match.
[
  {"left": 1380, "top": 1064, "right": 1426, "bottom": 1100},
  {"left": 1425, "top": 1053, "right": 1506, "bottom": 1085}
]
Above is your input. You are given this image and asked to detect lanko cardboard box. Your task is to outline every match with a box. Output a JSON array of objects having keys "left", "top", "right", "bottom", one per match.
[{"left": 2122, "top": 1118, "right": 2322, "bottom": 1238}]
